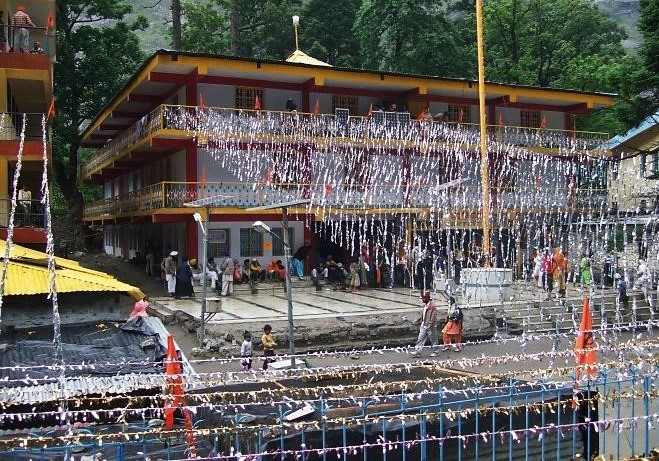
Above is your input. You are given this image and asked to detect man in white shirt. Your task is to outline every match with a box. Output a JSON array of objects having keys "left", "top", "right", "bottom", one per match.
[{"left": 18, "top": 184, "right": 31, "bottom": 225}]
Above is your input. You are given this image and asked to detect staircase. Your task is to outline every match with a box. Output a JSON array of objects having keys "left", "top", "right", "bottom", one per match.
[{"left": 496, "top": 290, "right": 657, "bottom": 335}]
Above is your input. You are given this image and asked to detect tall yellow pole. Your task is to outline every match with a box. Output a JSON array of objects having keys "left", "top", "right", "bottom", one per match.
[{"left": 476, "top": 0, "right": 491, "bottom": 266}]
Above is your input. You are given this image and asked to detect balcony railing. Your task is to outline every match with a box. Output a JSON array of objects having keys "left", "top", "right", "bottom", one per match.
[
  {"left": 80, "top": 104, "right": 610, "bottom": 179},
  {"left": 0, "top": 112, "right": 47, "bottom": 141},
  {"left": 0, "top": 25, "right": 55, "bottom": 59},
  {"left": 83, "top": 181, "right": 609, "bottom": 220},
  {"left": 0, "top": 199, "right": 46, "bottom": 228}
]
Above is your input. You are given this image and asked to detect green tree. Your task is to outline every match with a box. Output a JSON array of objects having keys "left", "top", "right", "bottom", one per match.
[
  {"left": 353, "top": 0, "right": 468, "bottom": 76},
  {"left": 53, "top": 1, "right": 146, "bottom": 242},
  {"left": 299, "top": 0, "right": 360, "bottom": 67},
  {"left": 181, "top": 0, "right": 230, "bottom": 53},
  {"left": 474, "top": 0, "right": 627, "bottom": 88}
]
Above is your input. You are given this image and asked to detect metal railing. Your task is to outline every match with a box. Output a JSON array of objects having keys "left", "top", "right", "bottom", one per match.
[
  {"left": 0, "top": 112, "right": 47, "bottom": 141},
  {"left": 83, "top": 181, "right": 609, "bottom": 219},
  {"left": 0, "top": 370, "right": 656, "bottom": 460},
  {"left": 80, "top": 104, "right": 610, "bottom": 178},
  {"left": 0, "top": 25, "right": 55, "bottom": 58},
  {"left": 0, "top": 198, "right": 45, "bottom": 228}
]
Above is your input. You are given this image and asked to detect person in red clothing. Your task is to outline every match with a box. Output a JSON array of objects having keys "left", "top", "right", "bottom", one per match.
[
  {"left": 11, "top": 6, "right": 35, "bottom": 53},
  {"left": 541, "top": 248, "right": 557, "bottom": 300}
]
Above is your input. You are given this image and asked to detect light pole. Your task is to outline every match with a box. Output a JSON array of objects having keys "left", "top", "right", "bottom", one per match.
[
  {"left": 193, "top": 212, "right": 208, "bottom": 347},
  {"left": 252, "top": 220, "right": 296, "bottom": 369},
  {"left": 247, "top": 198, "right": 312, "bottom": 370},
  {"left": 184, "top": 194, "right": 233, "bottom": 347}
]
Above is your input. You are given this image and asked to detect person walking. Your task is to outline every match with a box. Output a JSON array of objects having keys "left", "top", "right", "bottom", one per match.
[
  {"left": 164, "top": 251, "right": 178, "bottom": 297},
  {"left": 579, "top": 253, "right": 593, "bottom": 291},
  {"left": 219, "top": 253, "right": 235, "bottom": 296},
  {"left": 411, "top": 291, "right": 439, "bottom": 357},
  {"left": 615, "top": 272, "right": 629, "bottom": 312},
  {"left": 261, "top": 324, "right": 277, "bottom": 370},
  {"left": 441, "top": 296, "right": 464, "bottom": 351}
]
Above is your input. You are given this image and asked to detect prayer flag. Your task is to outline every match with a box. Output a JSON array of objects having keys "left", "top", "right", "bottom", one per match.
[
  {"left": 313, "top": 98, "right": 320, "bottom": 116},
  {"left": 575, "top": 297, "right": 597, "bottom": 380}
]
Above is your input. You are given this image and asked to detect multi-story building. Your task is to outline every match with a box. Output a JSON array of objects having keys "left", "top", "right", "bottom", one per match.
[
  {"left": 0, "top": 2, "right": 55, "bottom": 249},
  {"left": 80, "top": 50, "right": 615, "bottom": 275}
]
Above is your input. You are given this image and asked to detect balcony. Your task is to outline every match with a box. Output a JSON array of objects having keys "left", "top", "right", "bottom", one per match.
[
  {"left": 80, "top": 104, "right": 610, "bottom": 180},
  {"left": 0, "top": 27, "right": 55, "bottom": 67},
  {"left": 0, "top": 198, "right": 46, "bottom": 227},
  {"left": 83, "top": 181, "right": 608, "bottom": 222}
]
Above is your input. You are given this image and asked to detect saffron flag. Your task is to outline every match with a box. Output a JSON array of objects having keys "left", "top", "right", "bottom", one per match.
[
  {"left": 367, "top": 103, "right": 373, "bottom": 118},
  {"left": 46, "top": 10, "right": 55, "bottom": 30},
  {"left": 574, "top": 297, "right": 597, "bottom": 380},
  {"left": 498, "top": 113, "right": 504, "bottom": 129},
  {"left": 417, "top": 109, "right": 426, "bottom": 121},
  {"left": 324, "top": 183, "right": 333, "bottom": 197},
  {"left": 458, "top": 107, "right": 464, "bottom": 123},
  {"left": 313, "top": 98, "right": 320, "bottom": 116},
  {"left": 539, "top": 115, "right": 547, "bottom": 130},
  {"left": 47, "top": 98, "right": 55, "bottom": 120},
  {"left": 199, "top": 93, "right": 206, "bottom": 110},
  {"left": 163, "top": 335, "right": 197, "bottom": 456},
  {"left": 254, "top": 95, "right": 261, "bottom": 112}
]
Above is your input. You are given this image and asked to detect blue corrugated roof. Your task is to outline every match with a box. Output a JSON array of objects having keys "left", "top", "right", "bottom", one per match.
[{"left": 604, "top": 110, "right": 659, "bottom": 150}]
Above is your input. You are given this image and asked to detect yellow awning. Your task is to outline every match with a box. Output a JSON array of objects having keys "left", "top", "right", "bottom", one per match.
[{"left": 0, "top": 240, "right": 144, "bottom": 300}]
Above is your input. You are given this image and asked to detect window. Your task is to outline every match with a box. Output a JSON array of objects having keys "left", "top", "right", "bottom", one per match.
[
  {"left": 208, "top": 229, "right": 230, "bottom": 259},
  {"left": 240, "top": 228, "right": 263, "bottom": 257},
  {"left": 641, "top": 153, "right": 647, "bottom": 177},
  {"left": 332, "top": 95, "right": 358, "bottom": 114},
  {"left": 520, "top": 110, "right": 541, "bottom": 129},
  {"left": 447, "top": 104, "right": 470, "bottom": 123},
  {"left": 235, "top": 88, "right": 264, "bottom": 110},
  {"left": 271, "top": 227, "right": 294, "bottom": 256}
]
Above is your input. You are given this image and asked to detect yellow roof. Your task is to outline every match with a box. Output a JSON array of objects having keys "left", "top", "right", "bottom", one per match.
[
  {"left": 0, "top": 240, "right": 144, "bottom": 300},
  {"left": 285, "top": 49, "right": 332, "bottom": 67}
]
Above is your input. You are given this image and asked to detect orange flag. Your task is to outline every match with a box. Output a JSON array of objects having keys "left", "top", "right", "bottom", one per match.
[
  {"left": 254, "top": 95, "right": 261, "bottom": 111},
  {"left": 199, "top": 93, "right": 206, "bottom": 110},
  {"left": 367, "top": 103, "right": 373, "bottom": 118},
  {"left": 498, "top": 113, "right": 504, "bottom": 129},
  {"left": 46, "top": 10, "right": 55, "bottom": 30},
  {"left": 539, "top": 115, "right": 547, "bottom": 130},
  {"left": 458, "top": 107, "right": 464, "bottom": 123},
  {"left": 417, "top": 109, "right": 426, "bottom": 121},
  {"left": 47, "top": 98, "right": 55, "bottom": 120},
  {"left": 313, "top": 98, "right": 320, "bottom": 116},
  {"left": 324, "top": 183, "right": 333, "bottom": 197},
  {"left": 574, "top": 297, "right": 597, "bottom": 381},
  {"left": 163, "top": 335, "right": 197, "bottom": 456}
]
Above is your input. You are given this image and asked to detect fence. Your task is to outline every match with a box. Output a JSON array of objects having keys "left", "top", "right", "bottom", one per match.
[{"left": 0, "top": 365, "right": 657, "bottom": 460}]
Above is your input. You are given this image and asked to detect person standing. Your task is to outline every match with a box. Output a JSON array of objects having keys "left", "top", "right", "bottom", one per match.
[
  {"left": 175, "top": 256, "right": 194, "bottom": 298},
  {"left": 11, "top": 6, "right": 35, "bottom": 53},
  {"left": 441, "top": 296, "right": 464, "bottom": 352},
  {"left": 615, "top": 273, "right": 629, "bottom": 312},
  {"left": 164, "top": 251, "right": 178, "bottom": 297},
  {"left": 0, "top": 12, "right": 7, "bottom": 52},
  {"left": 219, "top": 253, "right": 235, "bottom": 296},
  {"left": 292, "top": 242, "right": 311, "bottom": 280},
  {"left": 261, "top": 324, "right": 277, "bottom": 370},
  {"left": 18, "top": 184, "right": 31, "bottom": 225},
  {"left": 145, "top": 246, "right": 155, "bottom": 276},
  {"left": 579, "top": 253, "right": 593, "bottom": 291},
  {"left": 348, "top": 258, "right": 361, "bottom": 291},
  {"left": 411, "top": 291, "right": 439, "bottom": 357},
  {"left": 240, "top": 331, "right": 253, "bottom": 371}
]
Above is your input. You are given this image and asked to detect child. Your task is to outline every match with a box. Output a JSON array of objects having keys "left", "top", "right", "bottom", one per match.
[
  {"left": 240, "top": 331, "right": 253, "bottom": 371},
  {"left": 261, "top": 324, "right": 277, "bottom": 370},
  {"left": 441, "top": 296, "right": 464, "bottom": 351}
]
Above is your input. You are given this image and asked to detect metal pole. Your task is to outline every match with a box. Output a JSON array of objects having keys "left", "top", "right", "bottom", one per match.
[
  {"left": 199, "top": 209, "right": 208, "bottom": 347},
  {"left": 476, "top": 0, "right": 491, "bottom": 265},
  {"left": 282, "top": 207, "right": 296, "bottom": 369}
]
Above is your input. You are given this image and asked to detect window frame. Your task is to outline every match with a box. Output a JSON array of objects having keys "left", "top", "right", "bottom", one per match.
[
  {"left": 207, "top": 229, "right": 230, "bottom": 259},
  {"left": 240, "top": 228, "right": 264, "bottom": 257},
  {"left": 235, "top": 88, "right": 265, "bottom": 110},
  {"left": 271, "top": 227, "right": 294, "bottom": 256},
  {"left": 332, "top": 94, "right": 358, "bottom": 114},
  {"left": 520, "top": 110, "right": 542, "bottom": 129}
]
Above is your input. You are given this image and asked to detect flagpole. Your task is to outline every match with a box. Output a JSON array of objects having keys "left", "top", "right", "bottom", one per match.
[{"left": 476, "top": 0, "right": 491, "bottom": 265}]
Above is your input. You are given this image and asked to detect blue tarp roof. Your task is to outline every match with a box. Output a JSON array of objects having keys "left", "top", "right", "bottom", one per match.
[{"left": 603, "top": 110, "right": 659, "bottom": 151}]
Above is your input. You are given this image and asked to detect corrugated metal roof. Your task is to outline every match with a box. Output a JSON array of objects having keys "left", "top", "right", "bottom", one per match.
[{"left": 0, "top": 240, "right": 144, "bottom": 299}]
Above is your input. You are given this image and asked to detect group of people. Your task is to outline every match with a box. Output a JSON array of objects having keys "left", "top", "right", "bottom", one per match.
[
  {"left": 240, "top": 324, "right": 278, "bottom": 371},
  {"left": 530, "top": 247, "right": 570, "bottom": 299},
  {"left": 411, "top": 291, "right": 464, "bottom": 356},
  {"left": 0, "top": 7, "right": 44, "bottom": 54}
]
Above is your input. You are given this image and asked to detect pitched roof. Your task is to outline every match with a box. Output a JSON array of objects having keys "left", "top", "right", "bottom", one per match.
[{"left": 0, "top": 240, "right": 144, "bottom": 300}]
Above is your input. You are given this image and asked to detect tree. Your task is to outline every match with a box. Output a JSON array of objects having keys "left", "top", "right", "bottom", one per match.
[
  {"left": 299, "top": 0, "right": 361, "bottom": 67},
  {"left": 181, "top": 0, "right": 230, "bottom": 53},
  {"left": 53, "top": 1, "right": 146, "bottom": 243},
  {"left": 478, "top": 0, "right": 627, "bottom": 88},
  {"left": 353, "top": 0, "right": 468, "bottom": 76}
]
